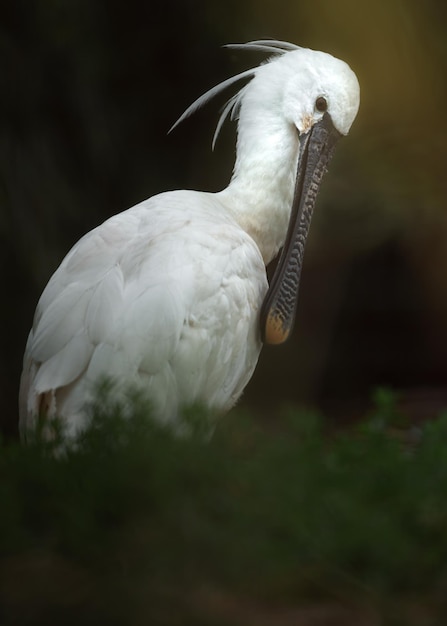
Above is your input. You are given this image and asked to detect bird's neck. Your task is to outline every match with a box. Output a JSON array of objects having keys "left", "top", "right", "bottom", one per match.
[{"left": 217, "top": 115, "right": 299, "bottom": 265}]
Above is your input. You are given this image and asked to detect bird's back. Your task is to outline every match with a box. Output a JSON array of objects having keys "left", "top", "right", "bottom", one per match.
[{"left": 19, "top": 190, "right": 267, "bottom": 438}]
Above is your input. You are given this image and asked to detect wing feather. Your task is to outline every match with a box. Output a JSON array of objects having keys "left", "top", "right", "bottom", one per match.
[
  {"left": 85, "top": 266, "right": 124, "bottom": 344},
  {"left": 31, "top": 286, "right": 92, "bottom": 362},
  {"left": 33, "top": 333, "right": 92, "bottom": 392}
]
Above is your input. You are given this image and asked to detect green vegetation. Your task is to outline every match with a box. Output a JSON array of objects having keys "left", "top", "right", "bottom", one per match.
[{"left": 2, "top": 389, "right": 447, "bottom": 625}]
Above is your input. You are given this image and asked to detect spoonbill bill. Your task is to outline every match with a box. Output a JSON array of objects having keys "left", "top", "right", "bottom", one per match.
[{"left": 19, "top": 40, "right": 360, "bottom": 438}]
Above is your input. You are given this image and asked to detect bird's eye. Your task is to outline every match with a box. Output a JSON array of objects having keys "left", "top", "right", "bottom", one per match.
[{"left": 315, "top": 96, "right": 328, "bottom": 112}]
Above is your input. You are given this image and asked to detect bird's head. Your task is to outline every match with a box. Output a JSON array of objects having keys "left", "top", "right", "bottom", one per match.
[{"left": 279, "top": 48, "right": 360, "bottom": 137}]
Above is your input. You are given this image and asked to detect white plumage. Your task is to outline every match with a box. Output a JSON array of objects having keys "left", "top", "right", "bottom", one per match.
[{"left": 19, "top": 41, "right": 360, "bottom": 438}]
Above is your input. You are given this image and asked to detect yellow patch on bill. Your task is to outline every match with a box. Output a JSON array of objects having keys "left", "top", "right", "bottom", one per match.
[{"left": 264, "top": 313, "right": 290, "bottom": 345}]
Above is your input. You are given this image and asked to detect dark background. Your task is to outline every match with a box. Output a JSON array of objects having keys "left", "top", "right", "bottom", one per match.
[{"left": 3, "top": 0, "right": 447, "bottom": 438}]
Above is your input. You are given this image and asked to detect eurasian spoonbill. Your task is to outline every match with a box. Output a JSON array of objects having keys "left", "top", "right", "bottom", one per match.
[{"left": 19, "top": 40, "right": 360, "bottom": 438}]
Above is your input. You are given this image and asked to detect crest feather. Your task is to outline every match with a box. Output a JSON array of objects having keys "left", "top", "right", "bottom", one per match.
[
  {"left": 224, "top": 40, "right": 300, "bottom": 55},
  {"left": 168, "top": 67, "right": 256, "bottom": 138},
  {"left": 169, "top": 39, "right": 299, "bottom": 148}
]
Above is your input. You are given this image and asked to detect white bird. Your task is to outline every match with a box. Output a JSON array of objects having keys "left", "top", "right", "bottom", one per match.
[{"left": 19, "top": 40, "right": 360, "bottom": 439}]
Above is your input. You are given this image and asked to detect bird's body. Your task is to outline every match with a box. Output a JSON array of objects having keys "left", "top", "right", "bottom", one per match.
[
  {"left": 19, "top": 41, "right": 360, "bottom": 438},
  {"left": 20, "top": 191, "right": 268, "bottom": 436}
]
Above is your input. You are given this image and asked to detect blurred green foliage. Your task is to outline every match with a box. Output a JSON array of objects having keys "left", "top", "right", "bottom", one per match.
[{"left": 2, "top": 391, "right": 447, "bottom": 624}]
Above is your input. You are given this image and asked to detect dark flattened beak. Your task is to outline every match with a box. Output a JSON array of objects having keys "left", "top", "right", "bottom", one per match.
[{"left": 260, "top": 112, "right": 342, "bottom": 345}]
